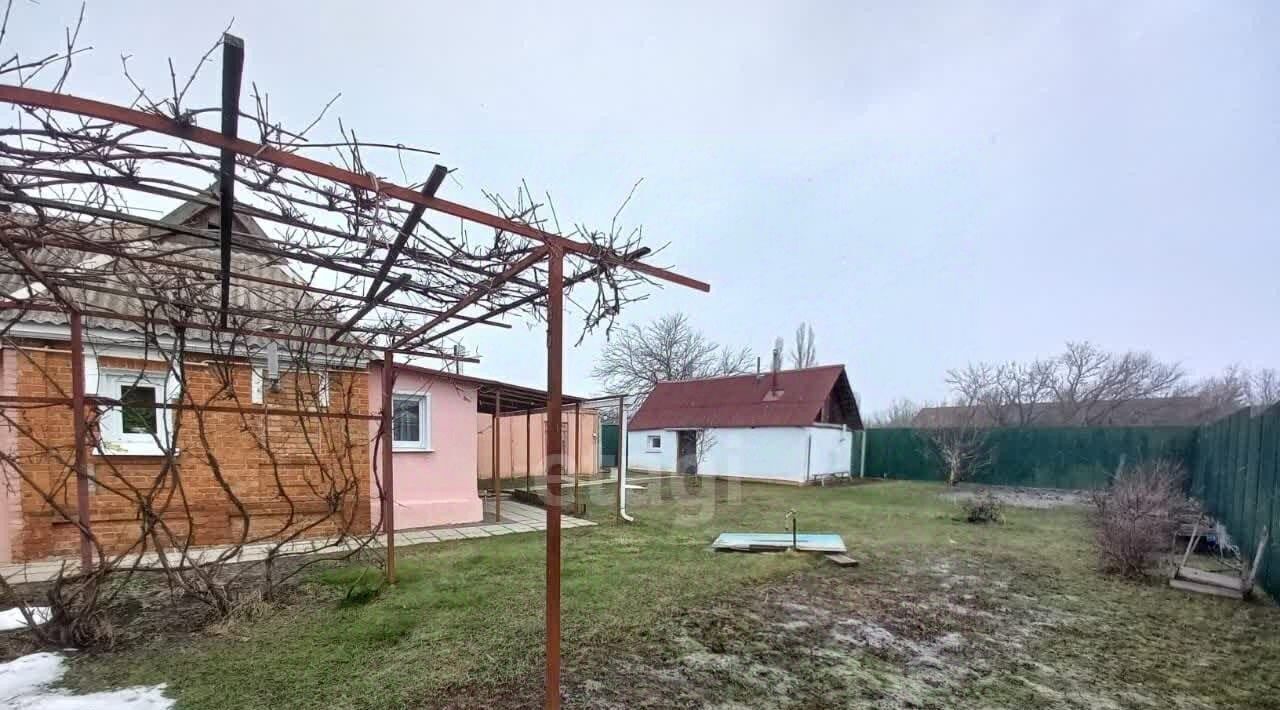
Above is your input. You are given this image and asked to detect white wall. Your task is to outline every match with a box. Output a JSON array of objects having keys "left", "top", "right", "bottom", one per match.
[
  {"left": 627, "top": 429, "right": 678, "bottom": 473},
  {"left": 628, "top": 426, "right": 853, "bottom": 483},
  {"left": 806, "top": 425, "right": 853, "bottom": 478}
]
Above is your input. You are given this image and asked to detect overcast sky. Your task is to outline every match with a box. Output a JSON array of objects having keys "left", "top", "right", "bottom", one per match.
[{"left": 9, "top": 1, "right": 1278, "bottom": 411}]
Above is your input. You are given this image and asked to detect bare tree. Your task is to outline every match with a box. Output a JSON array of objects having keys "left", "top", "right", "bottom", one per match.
[
  {"left": 695, "top": 428, "right": 718, "bottom": 468},
  {"left": 790, "top": 322, "right": 817, "bottom": 368},
  {"left": 866, "top": 398, "right": 925, "bottom": 428},
  {"left": 1250, "top": 368, "right": 1280, "bottom": 408},
  {"left": 1052, "top": 342, "right": 1185, "bottom": 425},
  {"left": 942, "top": 342, "right": 1187, "bottom": 426},
  {"left": 591, "top": 312, "right": 753, "bottom": 395},
  {"left": 1186, "top": 365, "right": 1280, "bottom": 418},
  {"left": 917, "top": 415, "right": 993, "bottom": 487},
  {"left": 1185, "top": 365, "right": 1251, "bottom": 420}
]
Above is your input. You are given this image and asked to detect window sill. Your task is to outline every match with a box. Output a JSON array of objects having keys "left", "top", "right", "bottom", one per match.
[
  {"left": 97, "top": 447, "right": 178, "bottom": 458},
  {"left": 392, "top": 445, "right": 434, "bottom": 453}
]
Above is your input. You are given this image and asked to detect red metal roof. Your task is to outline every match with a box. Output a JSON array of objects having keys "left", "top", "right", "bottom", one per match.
[{"left": 628, "top": 365, "right": 862, "bottom": 430}]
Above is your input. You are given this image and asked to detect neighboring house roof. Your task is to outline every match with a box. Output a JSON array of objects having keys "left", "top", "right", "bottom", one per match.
[
  {"left": 628, "top": 364, "right": 862, "bottom": 430},
  {"left": 912, "top": 396, "right": 1214, "bottom": 428}
]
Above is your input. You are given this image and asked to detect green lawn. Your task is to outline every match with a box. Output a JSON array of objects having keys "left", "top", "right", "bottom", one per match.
[{"left": 64, "top": 479, "right": 1280, "bottom": 708}]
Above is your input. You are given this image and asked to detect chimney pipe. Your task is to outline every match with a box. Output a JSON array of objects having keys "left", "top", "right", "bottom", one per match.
[
  {"left": 771, "top": 338, "right": 782, "bottom": 393},
  {"left": 756, "top": 356, "right": 762, "bottom": 381}
]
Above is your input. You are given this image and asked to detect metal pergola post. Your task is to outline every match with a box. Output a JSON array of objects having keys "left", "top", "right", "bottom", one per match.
[
  {"left": 616, "top": 394, "right": 624, "bottom": 520},
  {"left": 381, "top": 351, "right": 396, "bottom": 584},
  {"left": 526, "top": 408, "right": 532, "bottom": 493},
  {"left": 544, "top": 247, "right": 564, "bottom": 709},
  {"left": 69, "top": 311, "right": 93, "bottom": 572},
  {"left": 493, "top": 390, "right": 502, "bottom": 521},
  {"left": 572, "top": 402, "right": 581, "bottom": 514}
]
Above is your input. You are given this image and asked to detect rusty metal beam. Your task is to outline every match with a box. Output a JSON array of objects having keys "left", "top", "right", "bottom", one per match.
[
  {"left": 0, "top": 192, "right": 507, "bottom": 319},
  {"left": 0, "top": 226, "right": 79, "bottom": 312},
  {"left": 0, "top": 85, "right": 710, "bottom": 293},
  {"left": 0, "top": 394, "right": 384, "bottom": 421},
  {"left": 218, "top": 33, "right": 245, "bottom": 328},
  {"left": 1, "top": 301, "right": 478, "bottom": 363},
  {"left": 366, "top": 165, "right": 447, "bottom": 300},
  {"left": 425, "top": 247, "right": 650, "bottom": 344},
  {"left": 329, "top": 274, "right": 410, "bottom": 343},
  {"left": 0, "top": 229, "right": 489, "bottom": 325},
  {"left": 6, "top": 165, "right": 543, "bottom": 303},
  {"left": 391, "top": 246, "right": 548, "bottom": 349}
]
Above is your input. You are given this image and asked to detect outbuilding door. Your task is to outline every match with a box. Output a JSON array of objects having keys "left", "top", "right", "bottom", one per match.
[{"left": 677, "top": 430, "right": 698, "bottom": 474}]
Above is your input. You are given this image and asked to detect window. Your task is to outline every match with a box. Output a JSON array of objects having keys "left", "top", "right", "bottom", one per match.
[
  {"left": 120, "top": 386, "right": 158, "bottom": 434},
  {"left": 391, "top": 393, "right": 430, "bottom": 451},
  {"left": 97, "top": 368, "right": 176, "bottom": 456},
  {"left": 646, "top": 434, "right": 662, "bottom": 451}
]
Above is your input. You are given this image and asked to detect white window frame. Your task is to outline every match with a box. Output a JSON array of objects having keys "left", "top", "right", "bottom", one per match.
[
  {"left": 391, "top": 392, "right": 431, "bottom": 452},
  {"left": 96, "top": 366, "right": 178, "bottom": 457},
  {"left": 646, "top": 434, "right": 662, "bottom": 452}
]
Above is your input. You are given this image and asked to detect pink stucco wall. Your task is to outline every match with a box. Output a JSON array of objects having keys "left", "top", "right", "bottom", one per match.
[{"left": 369, "top": 364, "right": 483, "bottom": 529}]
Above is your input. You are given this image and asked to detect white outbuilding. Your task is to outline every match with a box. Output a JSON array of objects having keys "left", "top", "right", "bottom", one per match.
[{"left": 626, "top": 364, "right": 862, "bottom": 484}]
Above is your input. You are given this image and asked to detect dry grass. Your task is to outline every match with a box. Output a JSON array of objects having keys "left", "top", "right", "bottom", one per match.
[{"left": 44, "top": 480, "right": 1280, "bottom": 709}]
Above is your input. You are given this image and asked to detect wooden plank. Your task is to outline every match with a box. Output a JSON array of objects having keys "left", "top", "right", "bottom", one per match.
[
  {"left": 1176, "top": 566, "right": 1247, "bottom": 591},
  {"left": 1244, "top": 526, "right": 1269, "bottom": 592},
  {"left": 826, "top": 554, "right": 860, "bottom": 567},
  {"left": 1169, "top": 578, "right": 1244, "bottom": 600},
  {"left": 1174, "top": 516, "right": 1202, "bottom": 579}
]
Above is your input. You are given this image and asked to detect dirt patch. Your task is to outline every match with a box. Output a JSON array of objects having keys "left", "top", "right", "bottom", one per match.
[
  {"left": 944, "top": 484, "right": 1086, "bottom": 510},
  {"left": 541, "top": 555, "right": 1132, "bottom": 709}
]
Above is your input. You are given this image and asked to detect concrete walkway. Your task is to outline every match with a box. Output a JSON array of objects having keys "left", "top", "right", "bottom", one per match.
[{"left": 1, "top": 497, "right": 592, "bottom": 584}]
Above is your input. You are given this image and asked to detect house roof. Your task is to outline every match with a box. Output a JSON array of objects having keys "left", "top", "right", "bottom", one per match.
[
  {"left": 2, "top": 202, "right": 342, "bottom": 357},
  {"left": 389, "top": 362, "right": 586, "bottom": 415},
  {"left": 912, "top": 397, "right": 1214, "bottom": 428},
  {"left": 628, "top": 364, "right": 862, "bottom": 430}
]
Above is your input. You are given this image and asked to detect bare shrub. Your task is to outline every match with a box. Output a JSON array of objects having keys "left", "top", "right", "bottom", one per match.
[
  {"left": 917, "top": 426, "right": 993, "bottom": 486},
  {"left": 961, "top": 493, "right": 1005, "bottom": 524},
  {"left": 1089, "top": 459, "right": 1196, "bottom": 577}
]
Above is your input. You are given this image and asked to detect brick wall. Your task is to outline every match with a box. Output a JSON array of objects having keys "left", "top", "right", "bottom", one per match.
[{"left": 4, "top": 342, "right": 371, "bottom": 562}]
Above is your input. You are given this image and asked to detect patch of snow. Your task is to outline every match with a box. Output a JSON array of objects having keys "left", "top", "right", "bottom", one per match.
[
  {"left": 0, "top": 651, "right": 174, "bottom": 709},
  {"left": 945, "top": 486, "right": 1086, "bottom": 509},
  {"left": 0, "top": 607, "right": 51, "bottom": 632},
  {"left": 936, "top": 632, "right": 966, "bottom": 652},
  {"left": 833, "top": 619, "right": 899, "bottom": 651}
]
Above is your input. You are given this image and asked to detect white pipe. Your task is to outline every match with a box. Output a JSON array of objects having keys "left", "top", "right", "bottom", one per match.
[
  {"left": 859, "top": 429, "right": 867, "bottom": 478},
  {"left": 619, "top": 395, "right": 634, "bottom": 522}
]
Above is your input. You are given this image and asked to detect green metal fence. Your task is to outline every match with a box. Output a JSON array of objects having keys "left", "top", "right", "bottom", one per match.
[
  {"left": 857, "top": 408, "right": 1279, "bottom": 597},
  {"left": 1189, "top": 403, "right": 1280, "bottom": 597},
  {"left": 861, "top": 426, "right": 1198, "bottom": 489}
]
